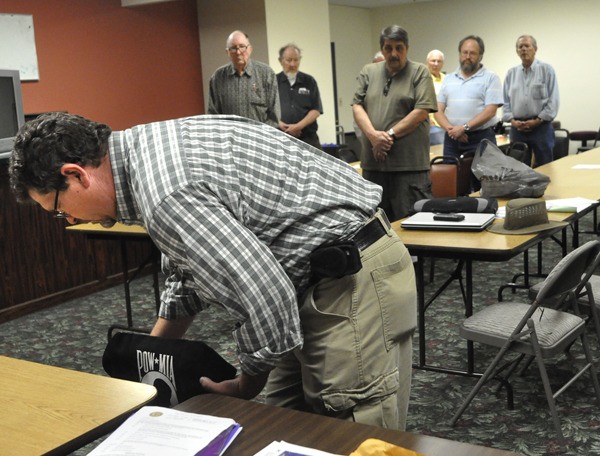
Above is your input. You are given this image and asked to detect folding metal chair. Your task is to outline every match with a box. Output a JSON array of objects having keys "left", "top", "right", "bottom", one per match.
[{"left": 450, "top": 240, "right": 600, "bottom": 448}]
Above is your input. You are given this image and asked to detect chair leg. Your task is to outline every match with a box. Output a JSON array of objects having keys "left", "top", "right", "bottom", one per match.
[
  {"left": 580, "top": 332, "right": 600, "bottom": 406},
  {"left": 527, "top": 320, "right": 566, "bottom": 448},
  {"left": 450, "top": 341, "right": 513, "bottom": 426}
]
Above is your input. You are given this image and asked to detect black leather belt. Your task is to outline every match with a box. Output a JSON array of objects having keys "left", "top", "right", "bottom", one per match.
[{"left": 351, "top": 211, "right": 389, "bottom": 251}]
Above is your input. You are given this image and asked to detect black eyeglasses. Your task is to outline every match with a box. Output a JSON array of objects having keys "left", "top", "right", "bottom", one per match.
[
  {"left": 52, "top": 189, "right": 70, "bottom": 219},
  {"left": 227, "top": 44, "right": 250, "bottom": 54},
  {"left": 383, "top": 77, "right": 392, "bottom": 97}
]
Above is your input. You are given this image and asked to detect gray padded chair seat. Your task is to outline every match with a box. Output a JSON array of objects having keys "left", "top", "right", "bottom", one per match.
[{"left": 461, "top": 302, "right": 585, "bottom": 351}]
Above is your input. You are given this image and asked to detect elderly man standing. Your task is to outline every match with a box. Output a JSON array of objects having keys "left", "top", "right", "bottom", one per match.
[
  {"left": 503, "top": 35, "right": 559, "bottom": 166},
  {"left": 434, "top": 35, "right": 503, "bottom": 160},
  {"left": 426, "top": 49, "right": 445, "bottom": 145},
  {"left": 352, "top": 25, "right": 437, "bottom": 221},
  {"left": 208, "top": 30, "right": 280, "bottom": 128},
  {"left": 276, "top": 44, "right": 323, "bottom": 150}
]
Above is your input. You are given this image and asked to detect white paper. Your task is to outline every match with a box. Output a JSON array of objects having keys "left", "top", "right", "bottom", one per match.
[
  {"left": 88, "top": 406, "right": 241, "bottom": 456},
  {"left": 496, "top": 197, "right": 597, "bottom": 218},
  {"left": 572, "top": 164, "right": 600, "bottom": 169},
  {"left": 253, "top": 440, "right": 343, "bottom": 456},
  {"left": 545, "top": 197, "right": 597, "bottom": 213}
]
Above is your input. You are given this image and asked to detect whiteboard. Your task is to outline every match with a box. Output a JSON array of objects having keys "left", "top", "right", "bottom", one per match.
[{"left": 0, "top": 14, "right": 39, "bottom": 81}]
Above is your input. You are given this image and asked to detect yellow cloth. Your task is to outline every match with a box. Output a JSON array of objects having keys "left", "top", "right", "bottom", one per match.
[{"left": 349, "top": 438, "right": 425, "bottom": 456}]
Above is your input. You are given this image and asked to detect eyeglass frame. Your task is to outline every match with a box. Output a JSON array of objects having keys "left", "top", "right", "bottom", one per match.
[
  {"left": 52, "top": 188, "right": 70, "bottom": 219},
  {"left": 226, "top": 44, "right": 251, "bottom": 54}
]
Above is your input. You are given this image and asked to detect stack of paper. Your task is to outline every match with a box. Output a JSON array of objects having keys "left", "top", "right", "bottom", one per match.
[
  {"left": 253, "top": 440, "right": 342, "bottom": 456},
  {"left": 89, "top": 406, "right": 241, "bottom": 456}
]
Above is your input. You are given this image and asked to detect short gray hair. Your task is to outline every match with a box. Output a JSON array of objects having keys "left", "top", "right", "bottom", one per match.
[
  {"left": 426, "top": 49, "right": 444, "bottom": 61},
  {"left": 516, "top": 35, "right": 537, "bottom": 49},
  {"left": 278, "top": 43, "right": 302, "bottom": 60}
]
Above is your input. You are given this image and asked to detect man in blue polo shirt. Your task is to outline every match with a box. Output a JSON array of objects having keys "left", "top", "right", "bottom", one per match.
[
  {"left": 277, "top": 44, "right": 324, "bottom": 150},
  {"left": 434, "top": 35, "right": 503, "bottom": 160}
]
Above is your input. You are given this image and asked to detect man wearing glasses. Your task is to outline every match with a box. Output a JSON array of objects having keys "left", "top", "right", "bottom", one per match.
[
  {"left": 10, "top": 112, "right": 417, "bottom": 431},
  {"left": 352, "top": 25, "right": 436, "bottom": 221},
  {"left": 208, "top": 30, "right": 280, "bottom": 129}
]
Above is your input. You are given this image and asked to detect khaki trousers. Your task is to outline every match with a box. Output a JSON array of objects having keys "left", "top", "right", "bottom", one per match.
[{"left": 266, "top": 212, "right": 417, "bottom": 430}]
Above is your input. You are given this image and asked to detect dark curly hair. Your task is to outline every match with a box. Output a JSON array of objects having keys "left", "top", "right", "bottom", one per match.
[{"left": 9, "top": 112, "right": 112, "bottom": 203}]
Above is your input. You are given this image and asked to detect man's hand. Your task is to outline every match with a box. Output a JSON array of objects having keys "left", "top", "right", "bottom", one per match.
[
  {"left": 279, "top": 121, "right": 302, "bottom": 137},
  {"left": 512, "top": 118, "right": 542, "bottom": 132},
  {"left": 200, "top": 370, "right": 270, "bottom": 400},
  {"left": 367, "top": 130, "right": 393, "bottom": 162},
  {"left": 445, "top": 125, "right": 469, "bottom": 143}
]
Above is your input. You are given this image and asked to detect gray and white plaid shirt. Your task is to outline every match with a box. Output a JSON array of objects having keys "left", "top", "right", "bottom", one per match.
[{"left": 109, "top": 115, "right": 381, "bottom": 374}]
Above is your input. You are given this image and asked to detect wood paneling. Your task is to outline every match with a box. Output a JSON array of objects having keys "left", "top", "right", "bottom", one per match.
[{"left": 0, "top": 162, "right": 154, "bottom": 322}]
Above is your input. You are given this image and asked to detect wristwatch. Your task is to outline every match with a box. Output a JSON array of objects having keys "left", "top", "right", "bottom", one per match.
[
  {"left": 463, "top": 123, "right": 471, "bottom": 132},
  {"left": 387, "top": 128, "right": 396, "bottom": 138}
]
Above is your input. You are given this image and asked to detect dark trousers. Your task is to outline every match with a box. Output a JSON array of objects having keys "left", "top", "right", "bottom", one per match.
[
  {"left": 443, "top": 128, "right": 497, "bottom": 192},
  {"left": 509, "top": 122, "right": 555, "bottom": 167},
  {"left": 299, "top": 132, "right": 322, "bottom": 151},
  {"left": 442, "top": 127, "right": 497, "bottom": 160}
]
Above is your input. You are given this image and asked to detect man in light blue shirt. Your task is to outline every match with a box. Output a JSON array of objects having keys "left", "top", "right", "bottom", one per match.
[
  {"left": 503, "top": 35, "right": 559, "bottom": 166},
  {"left": 434, "top": 35, "right": 503, "bottom": 165}
]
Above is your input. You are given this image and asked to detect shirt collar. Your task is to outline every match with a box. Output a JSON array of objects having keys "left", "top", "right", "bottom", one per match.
[{"left": 108, "top": 131, "right": 143, "bottom": 224}]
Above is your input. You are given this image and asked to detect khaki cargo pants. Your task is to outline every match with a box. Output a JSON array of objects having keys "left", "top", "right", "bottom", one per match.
[{"left": 266, "top": 213, "right": 417, "bottom": 430}]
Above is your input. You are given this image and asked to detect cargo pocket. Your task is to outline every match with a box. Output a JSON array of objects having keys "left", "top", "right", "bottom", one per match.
[
  {"left": 372, "top": 256, "right": 417, "bottom": 351},
  {"left": 321, "top": 369, "right": 400, "bottom": 428}
]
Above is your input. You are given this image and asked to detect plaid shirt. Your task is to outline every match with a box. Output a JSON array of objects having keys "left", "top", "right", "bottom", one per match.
[{"left": 109, "top": 115, "right": 381, "bottom": 374}]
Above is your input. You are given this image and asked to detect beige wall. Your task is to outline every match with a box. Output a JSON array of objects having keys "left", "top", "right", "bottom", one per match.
[
  {"left": 265, "top": 0, "right": 336, "bottom": 144},
  {"left": 330, "top": 0, "right": 600, "bottom": 151},
  {"left": 328, "top": 5, "right": 373, "bottom": 135},
  {"left": 197, "top": 0, "right": 269, "bottom": 110}
]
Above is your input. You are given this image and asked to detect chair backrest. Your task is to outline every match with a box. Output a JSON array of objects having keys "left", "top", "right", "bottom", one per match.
[
  {"left": 430, "top": 156, "right": 459, "bottom": 197},
  {"left": 535, "top": 240, "right": 600, "bottom": 305},
  {"left": 506, "top": 141, "right": 529, "bottom": 164},
  {"left": 337, "top": 145, "right": 359, "bottom": 163},
  {"left": 553, "top": 128, "right": 570, "bottom": 160},
  {"left": 457, "top": 151, "right": 475, "bottom": 196}
]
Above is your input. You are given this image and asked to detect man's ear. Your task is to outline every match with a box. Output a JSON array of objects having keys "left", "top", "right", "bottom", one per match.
[{"left": 60, "top": 163, "right": 91, "bottom": 188}]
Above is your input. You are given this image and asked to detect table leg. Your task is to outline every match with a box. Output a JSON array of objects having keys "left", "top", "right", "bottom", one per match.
[
  {"left": 466, "top": 260, "right": 474, "bottom": 374},
  {"left": 120, "top": 238, "right": 133, "bottom": 328}
]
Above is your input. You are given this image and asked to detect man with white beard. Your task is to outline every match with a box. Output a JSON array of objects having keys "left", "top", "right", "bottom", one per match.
[{"left": 276, "top": 44, "right": 324, "bottom": 150}]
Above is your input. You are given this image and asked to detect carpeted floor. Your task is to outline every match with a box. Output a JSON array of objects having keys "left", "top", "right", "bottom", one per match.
[{"left": 2, "top": 217, "right": 600, "bottom": 455}]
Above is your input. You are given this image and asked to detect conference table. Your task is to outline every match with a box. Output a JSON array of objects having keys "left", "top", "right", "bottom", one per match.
[
  {"left": 0, "top": 355, "right": 157, "bottom": 456},
  {"left": 66, "top": 222, "right": 161, "bottom": 329},
  {"left": 175, "top": 393, "right": 520, "bottom": 456},
  {"left": 394, "top": 148, "right": 600, "bottom": 375}
]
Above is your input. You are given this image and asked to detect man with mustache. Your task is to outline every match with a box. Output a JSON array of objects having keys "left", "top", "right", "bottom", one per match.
[
  {"left": 352, "top": 25, "right": 437, "bottom": 221},
  {"left": 502, "top": 35, "right": 559, "bottom": 167},
  {"left": 434, "top": 35, "right": 503, "bottom": 166}
]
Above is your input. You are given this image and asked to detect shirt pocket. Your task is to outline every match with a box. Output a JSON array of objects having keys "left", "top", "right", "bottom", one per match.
[
  {"left": 250, "top": 88, "right": 267, "bottom": 107},
  {"left": 531, "top": 83, "right": 547, "bottom": 100}
]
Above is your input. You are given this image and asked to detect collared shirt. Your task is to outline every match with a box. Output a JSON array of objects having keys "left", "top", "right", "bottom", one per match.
[
  {"left": 502, "top": 59, "right": 559, "bottom": 122},
  {"left": 207, "top": 60, "right": 281, "bottom": 128},
  {"left": 352, "top": 60, "right": 437, "bottom": 172},
  {"left": 108, "top": 115, "right": 381, "bottom": 375},
  {"left": 438, "top": 65, "right": 503, "bottom": 130},
  {"left": 276, "top": 71, "right": 323, "bottom": 135}
]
